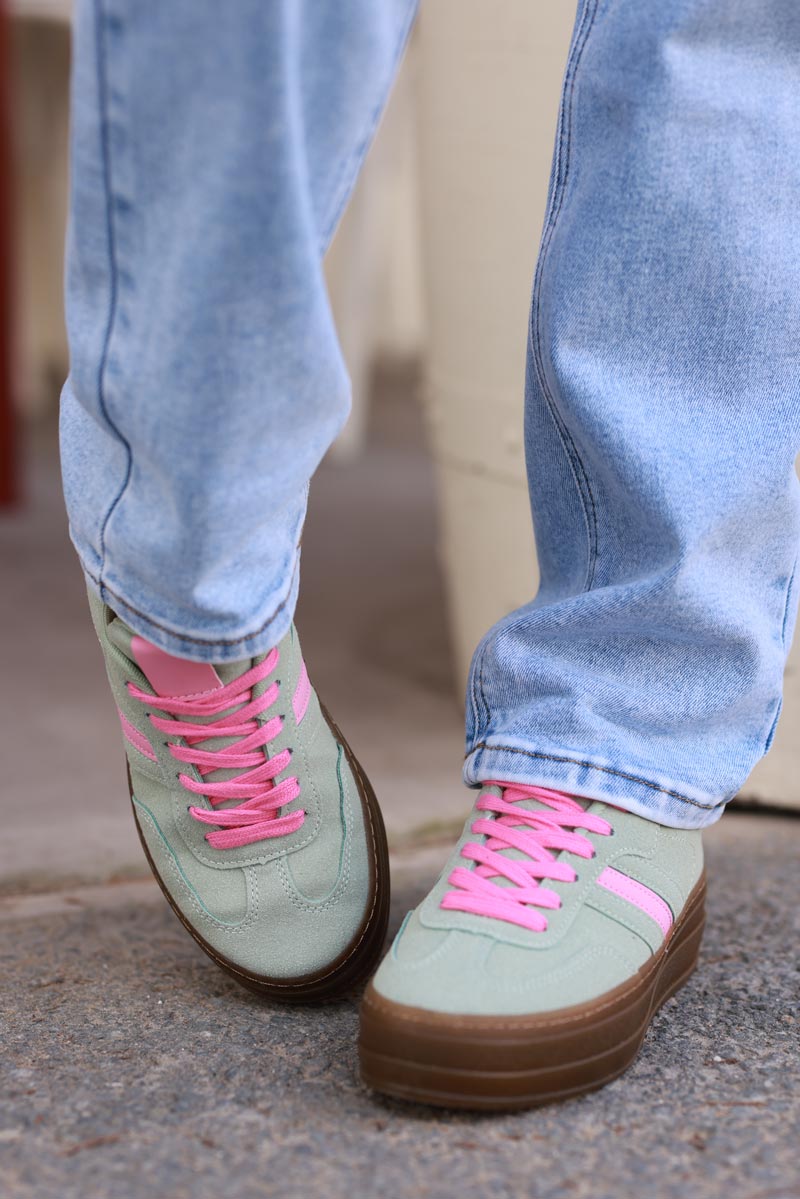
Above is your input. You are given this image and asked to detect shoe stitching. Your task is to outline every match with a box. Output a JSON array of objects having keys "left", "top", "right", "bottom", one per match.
[
  {"left": 118, "top": 630, "right": 383, "bottom": 986},
  {"left": 86, "top": 554, "right": 300, "bottom": 649},
  {"left": 365, "top": 878, "right": 705, "bottom": 1029},
  {"left": 136, "top": 722, "right": 384, "bottom": 990},
  {"left": 584, "top": 894, "right": 664, "bottom": 954},
  {"left": 255, "top": 701, "right": 383, "bottom": 989},
  {"left": 275, "top": 750, "right": 354, "bottom": 913},
  {"left": 134, "top": 800, "right": 258, "bottom": 933},
  {"left": 417, "top": 809, "right": 654, "bottom": 950}
]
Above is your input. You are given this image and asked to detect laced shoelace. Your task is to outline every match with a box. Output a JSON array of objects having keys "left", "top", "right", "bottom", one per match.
[
  {"left": 440, "top": 783, "right": 613, "bottom": 932},
  {"left": 127, "top": 647, "right": 304, "bottom": 850}
]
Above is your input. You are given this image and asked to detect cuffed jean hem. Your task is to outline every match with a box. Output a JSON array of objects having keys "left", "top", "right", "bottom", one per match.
[
  {"left": 463, "top": 739, "right": 728, "bottom": 831},
  {"left": 77, "top": 539, "right": 301, "bottom": 663}
]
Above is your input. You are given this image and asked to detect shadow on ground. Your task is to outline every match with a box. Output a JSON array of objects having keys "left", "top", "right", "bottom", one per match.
[{"left": 1, "top": 814, "right": 798, "bottom": 1199}]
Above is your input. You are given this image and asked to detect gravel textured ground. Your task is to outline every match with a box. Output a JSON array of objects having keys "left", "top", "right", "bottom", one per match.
[{"left": 1, "top": 814, "right": 798, "bottom": 1199}]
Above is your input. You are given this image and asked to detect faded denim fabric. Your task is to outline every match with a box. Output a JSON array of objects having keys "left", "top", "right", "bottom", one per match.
[
  {"left": 464, "top": 0, "right": 800, "bottom": 828},
  {"left": 62, "top": 0, "right": 800, "bottom": 829},
  {"left": 61, "top": 0, "right": 417, "bottom": 659}
]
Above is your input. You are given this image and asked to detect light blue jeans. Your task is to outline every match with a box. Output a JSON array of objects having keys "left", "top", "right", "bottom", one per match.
[{"left": 62, "top": 0, "right": 800, "bottom": 830}]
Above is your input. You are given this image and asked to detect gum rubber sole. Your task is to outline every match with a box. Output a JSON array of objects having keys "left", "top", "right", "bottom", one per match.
[
  {"left": 129, "top": 699, "right": 391, "bottom": 1004},
  {"left": 359, "top": 872, "right": 706, "bottom": 1110}
]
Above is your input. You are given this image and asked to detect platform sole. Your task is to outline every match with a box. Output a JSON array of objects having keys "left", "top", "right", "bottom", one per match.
[
  {"left": 359, "top": 873, "right": 706, "bottom": 1110},
  {"left": 129, "top": 698, "right": 390, "bottom": 1004}
]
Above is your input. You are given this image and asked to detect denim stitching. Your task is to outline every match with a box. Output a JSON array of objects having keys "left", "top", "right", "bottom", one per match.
[
  {"left": 474, "top": 635, "right": 491, "bottom": 742},
  {"left": 474, "top": 0, "right": 603, "bottom": 740},
  {"left": 529, "top": 0, "right": 601, "bottom": 592},
  {"left": 466, "top": 741, "right": 727, "bottom": 811},
  {"left": 779, "top": 556, "right": 798, "bottom": 645},
  {"left": 762, "top": 553, "right": 798, "bottom": 754},
  {"left": 464, "top": 644, "right": 481, "bottom": 747},
  {"left": 316, "top": 2, "right": 417, "bottom": 254},
  {"left": 93, "top": 0, "right": 134, "bottom": 586},
  {"left": 85, "top": 546, "right": 300, "bottom": 648}
]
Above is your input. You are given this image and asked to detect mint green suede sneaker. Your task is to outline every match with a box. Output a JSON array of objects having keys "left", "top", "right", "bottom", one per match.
[
  {"left": 88, "top": 589, "right": 389, "bottom": 1001},
  {"left": 360, "top": 782, "right": 705, "bottom": 1109}
]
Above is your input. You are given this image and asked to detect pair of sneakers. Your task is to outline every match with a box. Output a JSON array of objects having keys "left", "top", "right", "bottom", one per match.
[{"left": 93, "top": 595, "right": 706, "bottom": 1111}]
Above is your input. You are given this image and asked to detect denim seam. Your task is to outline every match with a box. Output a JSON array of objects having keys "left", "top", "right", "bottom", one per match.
[
  {"left": 466, "top": 741, "right": 726, "bottom": 812},
  {"left": 84, "top": 546, "right": 301, "bottom": 649},
  {"left": 476, "top": 641, "right": 490, "bottom": 743},
  {"left": 472, "top": 0, "right": 602, "bottom": 743},
  {"left": 316, "top": 2, "right": 417, "bottom": 255},
  {"left": 779, "top": 557, "right": 797, "bottom": 645},
  {"left": 93, "top": 0, "right": 134, "bottom": 588},
  {"left": 529, "top": 0, "right": 601, "bottom": 594},
  {"left": 761, "top": 552, "right": 798, "bottom": 754}
]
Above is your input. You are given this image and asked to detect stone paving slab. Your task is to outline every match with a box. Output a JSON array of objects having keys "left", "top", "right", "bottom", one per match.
[{"left": 1, "top": 814, "right": 798, "bottom": 1199}]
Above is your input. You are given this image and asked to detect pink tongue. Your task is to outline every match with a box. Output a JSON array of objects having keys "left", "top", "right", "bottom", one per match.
[{"left": 131, "top": 635, "right": 223, "bottom": 697}]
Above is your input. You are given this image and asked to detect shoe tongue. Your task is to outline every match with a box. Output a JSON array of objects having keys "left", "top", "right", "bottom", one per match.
[
  {"left": 106, "top": 616, "right": 249, "bottom": 696},
  {"left": 485, "top": 785, "right": 590, "bottom": 817},
  {"left": 107, "top": 615, "right": 265, "bottom": 802},
  {"left": 129, "top": 636, "right": 224, "bottom": 697}
]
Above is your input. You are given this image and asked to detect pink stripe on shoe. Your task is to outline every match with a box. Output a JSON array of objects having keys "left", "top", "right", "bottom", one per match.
[
  {"left": 292, "top": 661, "right": 311, "bottom": 725},
  {"left": 596, "top": 866, "right": 673, "bottom": 938},
  {"left": 117, "top": 708, "right": 157, "bottom": 762}
]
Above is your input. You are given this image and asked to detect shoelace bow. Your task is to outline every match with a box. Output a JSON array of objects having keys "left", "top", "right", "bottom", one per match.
[
  {"left": 441, "top": 783, "right": 613, "bottom": 932},
  {"left": 127, "top": 647, "right": 304, "bottom": 849}
]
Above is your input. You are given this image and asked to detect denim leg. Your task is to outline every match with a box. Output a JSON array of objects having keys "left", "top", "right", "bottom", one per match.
[
  {"left": 61, "top": 0, "right": 416, "bottom": 661},
  {"left": 465, "top": 0, "right": 800, "bottom": 828}
]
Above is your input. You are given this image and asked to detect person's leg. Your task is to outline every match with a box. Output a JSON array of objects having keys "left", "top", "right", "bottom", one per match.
[
  {"left": 62, "top": 0, "right": 415, "bottom": 1000},
  {"left": 463, "top": 0, "right": 800, "bottom": 829},
  {"left": 362, "top": 0, "right": 799, "bottom": 1108},
  {"left": 62, "top": 0, "right": 415, "bottom": 662}
]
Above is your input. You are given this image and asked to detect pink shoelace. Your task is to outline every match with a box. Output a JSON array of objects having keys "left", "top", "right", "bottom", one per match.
[
  {"left": 127, "top": 648, "right": 304, "bottom": 850},
  {"left": 440, "top": 783, "right": 613, "bottom": 932}
]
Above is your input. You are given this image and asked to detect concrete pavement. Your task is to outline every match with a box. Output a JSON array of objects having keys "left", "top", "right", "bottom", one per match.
[
  {"left": 2, "top": 814, "right": 798, "bottom": 1199},
  {"left": 2, "top": 384, "right": 798, "bottom": 1198}
]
